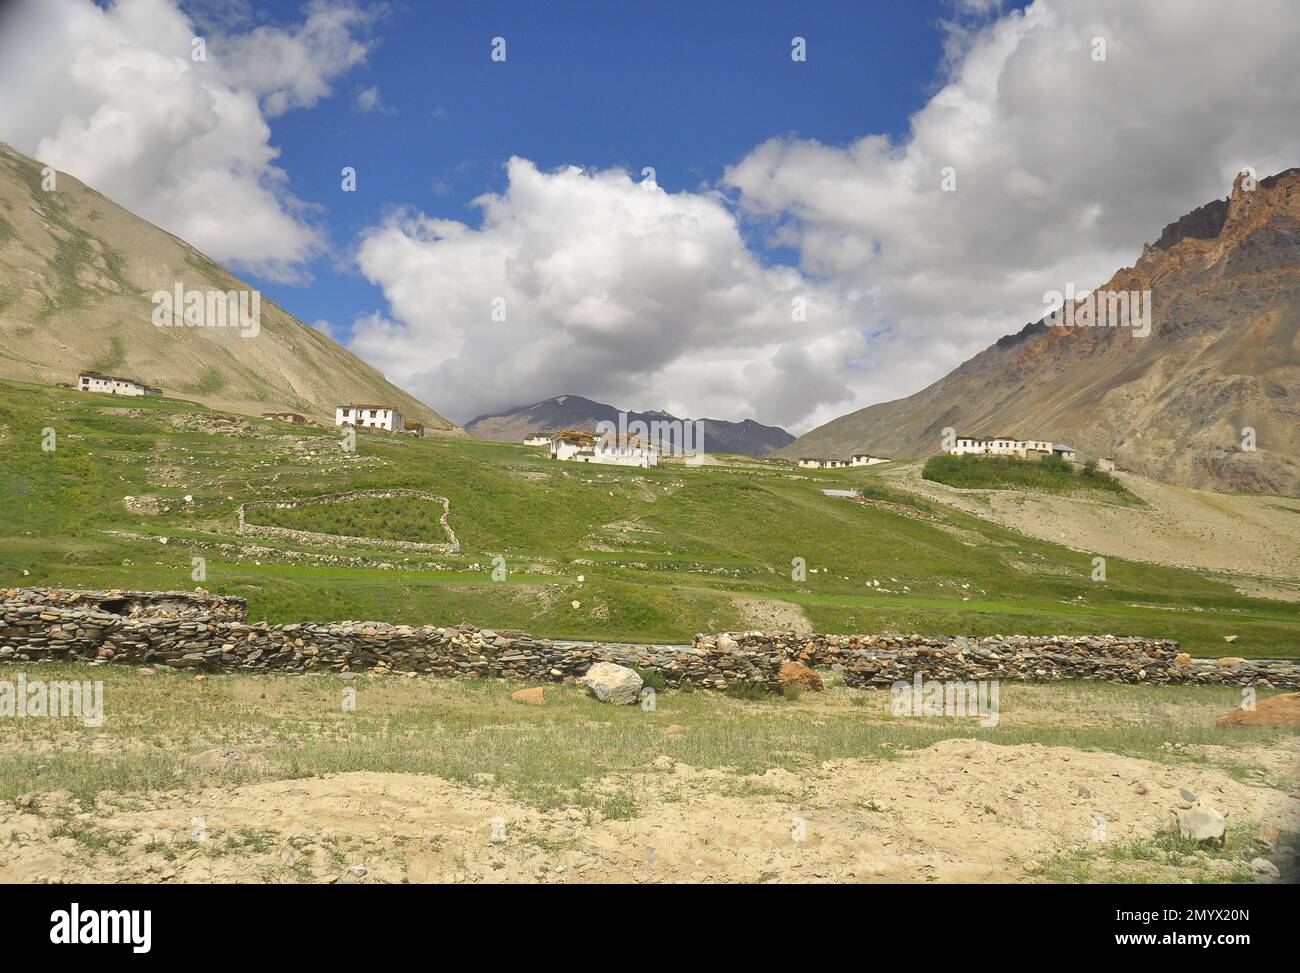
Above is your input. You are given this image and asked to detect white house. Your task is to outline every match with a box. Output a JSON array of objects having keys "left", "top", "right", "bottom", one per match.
[
  {"left": 1052, "top": 443, "right": 1078, "bottom": 462},
  {"left": 1098, "top": 457, "right": 1116, "bottom": 472},
  {"left": 550, "top": 429, "right": 658, "bottom": 468},
  {"left": 797, "top": 457, "right": 847, "bottom": 469},
  {"left": 523, "top": 432, "right": 553, "bottom": 447},
  {"left": 849, "top": 452, "right": 889, "bottom": 466},
  {"left": 335, "top": 403, "right": 404, "bottom": 432},
  {"left": 947, "top": 436, "right": 1052, "bottom": 459},
  {"left": 77, "top": 370, "right": 161, "bottom": 397}
]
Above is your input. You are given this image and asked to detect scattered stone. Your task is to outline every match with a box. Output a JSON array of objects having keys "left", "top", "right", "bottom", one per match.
[
  {"left": 1177, "top": 806, "right": 1227, "bottom": 846},
  {"left": 1255, "top": 824, "right": 1281, "bottom": 850},
  {"left": 581, "top": 662, "right": 643, "bottom": 705},
  {"left": 1223, "top": 635, "right": 1238, "bottom": 643},
  {"left": 348, "top": 864, "right": 367, "bottom": 878},
  {"left": 1076, "top": 786, "right": 1090, "bottom": 798},
  {"left": 1022, "top": 860, "right": 1042, "bottom": 875},
  {"left": 1250, "top": 858, "right": 1280, "bottom": 882},
  {"left": 778, "top": 660, "right": 824, "bottom": 692},
  {"left": 1173, "top": 653, "right": 1191, "bottom": 666},
  {"left": 1217, "top": 692, "right": 1300, "bottom": 727},
  {"left": 651, "top": 755, "right": 676, "bottom": 771},
  {"left": 1217, "top": 656, "right": 1247, "bottom": 667}
]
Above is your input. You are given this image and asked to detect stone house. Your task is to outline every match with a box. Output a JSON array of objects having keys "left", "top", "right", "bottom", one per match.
[
  {"left": 849, "top": 452, "right": 889, "bottom": 466},
  {"left": 335, "top": 404, "right": 404, "bottom": 432},
  {"left": 262, "top": 411, "right": 306, "bottom": 424},
  {"left": 550, "top": 429, "right": 658, "bottom": 467},
  {"left": 523, "top": 432, "right": 553, "bottom": 447},
  {"left": 77, "top": 370, "right": 161, "bottom": 397}
]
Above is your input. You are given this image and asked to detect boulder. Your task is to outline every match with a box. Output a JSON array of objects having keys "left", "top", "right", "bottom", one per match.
[
  {"left": 1177, "top": 806, "right": 1227, "bottom": 846},
  {"left": 510, "top": 687, "right": 545, "bottom": 705},
  {"left": 581, "top": 662, "right": 643, "bottom": 705},
  {"left": 1217, "top": 657, "right": 1247, "bottom": 667},
  {"left": 778, "top": 660, "right": 824, "bottom": 692},
  {"left": 1217, "top": 692, "right": 1300, "bottom": 727}
]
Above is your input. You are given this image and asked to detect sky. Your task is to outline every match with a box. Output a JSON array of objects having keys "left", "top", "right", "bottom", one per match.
[{"left": 0, "top": 0, "right": 1298, "bottom": 430}]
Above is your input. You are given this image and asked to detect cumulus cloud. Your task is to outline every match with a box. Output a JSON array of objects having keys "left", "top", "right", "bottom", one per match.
[
  {"left": 353, "top": 0, "right": 1300, "bottom": 432},
  {"left": 724, "top": 0, "right": 1300, "bottom": 411},
  {"left": 350, "top": 159, "right": 868, "bottom": 427},
  {"left": 0, "top": 0, "right": 377, "bottom": 281}
]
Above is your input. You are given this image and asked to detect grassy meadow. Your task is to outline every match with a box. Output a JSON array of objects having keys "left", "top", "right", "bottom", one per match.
[{"left": 1, "top": 378, "right": 1297, "bottom": 656}]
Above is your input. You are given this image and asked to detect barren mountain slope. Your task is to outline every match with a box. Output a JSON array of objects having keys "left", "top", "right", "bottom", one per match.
[
  {"left": 0, "top": 141, "right": 457, "bottom": 430},
  {"left": 779, "top": 170, "right": 1300, "bottom": 495}
]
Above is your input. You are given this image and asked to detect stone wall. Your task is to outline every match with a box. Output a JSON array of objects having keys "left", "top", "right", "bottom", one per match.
[
  {"left": 2, "top": 589, "right": 1296, "bottom": 690},
  {"left": 692, "top": 632, "right": 1300, "bottom": 690},
  {"left": 237, "top": 489, "right": 459, "bottom": 553}
]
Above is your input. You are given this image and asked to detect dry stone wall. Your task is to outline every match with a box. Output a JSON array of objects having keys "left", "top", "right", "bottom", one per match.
[
  {"left": 237, "top": 489, "right": 459, "bottom": 553},
  {"left": 2, "top": 589, "right": 1296, "bottom": 690}
]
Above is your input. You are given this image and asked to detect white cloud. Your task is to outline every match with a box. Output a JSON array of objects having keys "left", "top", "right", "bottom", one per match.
[
  {"left": 355, "top": 84, "right": 394, "bottom": 114},
  {"left": 350, "top": 158, "right": 867, "bottom": 428},
  {"left": 352, "top": 0, "right": 1300, "bottom": 433},
  {"left": 724, "top": 0, "right": 1300, "bottom": 414},
  {"left": 0, "top": 0, "right": 377, "bottom": 282}
]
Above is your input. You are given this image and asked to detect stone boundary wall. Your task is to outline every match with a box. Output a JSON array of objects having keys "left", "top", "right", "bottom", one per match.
[
  {"left": 3, "top": 587, "right": 247, "bottom": 623},
  {"left": 2, "top": 589, "right": 1297, "bottom": 689},
  {"left": 237, "top": 489, "right": 459, "bottom": 553},
  {"left": 692, "top": 632, "right": 1300, "bottom": 690}
]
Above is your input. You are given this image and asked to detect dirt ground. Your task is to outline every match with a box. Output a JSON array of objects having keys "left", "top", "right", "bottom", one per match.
[
  {"left": 883, "top": 463, "right": 1300, "bottom": 594},
  {"left": 4, "top": 737, "right": 1295, "bottom": 884}
]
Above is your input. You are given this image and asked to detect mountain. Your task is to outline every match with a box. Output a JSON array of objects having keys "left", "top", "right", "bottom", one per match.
[
  {"left": 466, "top": 394, "right": 794, "bottom": 456},
  {"left": 0, "top": 141, "right": 457, "bottom": 431},
  {"left": 778, "top": 169, "right": 1300, "bottom": 495}
]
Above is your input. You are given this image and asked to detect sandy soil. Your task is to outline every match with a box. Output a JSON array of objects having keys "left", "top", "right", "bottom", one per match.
[
  {"left": 883, "top": 464, "right": 1300, "bottom": 592},
  {"left": 5, "top": 738, "right": 1295, "bottom": 884}
]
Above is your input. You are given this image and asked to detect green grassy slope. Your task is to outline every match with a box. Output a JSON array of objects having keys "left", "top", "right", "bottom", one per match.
[{"left": 1, "top": 379, "right": 1296, "bottom": 656}]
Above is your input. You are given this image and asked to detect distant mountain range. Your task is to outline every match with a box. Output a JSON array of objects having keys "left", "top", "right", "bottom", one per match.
[
  {"left": 778, "top": 169, "right": 1300, "bottom": 495},
  {"left": 0, "top": 141, "right": 457, "bottom": 431},
  {"left": 466, "top": 394, "right": 794, "bottom": 456}
]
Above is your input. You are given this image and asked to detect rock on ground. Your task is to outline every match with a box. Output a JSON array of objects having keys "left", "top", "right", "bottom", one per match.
[{"left": 581, "top": 662, "right": 643, "bottom": 705}]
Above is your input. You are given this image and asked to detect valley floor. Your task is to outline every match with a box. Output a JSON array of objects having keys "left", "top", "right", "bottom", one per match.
[
  {"left": 885, "top": 463, "right": 1300, "bottom": 599},
  {"left": 2, "top": 666, "right": 1295, "bottom": 884}
]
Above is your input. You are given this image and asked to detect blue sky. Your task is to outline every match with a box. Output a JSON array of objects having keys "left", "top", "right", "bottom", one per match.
[
  {"left": 257, "top": 0, "right": 1021, "bottom": 345},
  {"left": 6, "top": 0, "right": 1293, "bottom": 428}
]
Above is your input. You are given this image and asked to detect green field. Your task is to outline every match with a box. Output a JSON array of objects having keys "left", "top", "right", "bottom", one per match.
[
  {"left": 244, "top": 494, "right": 449, "bottom": 544},
  {"left": 923, "top": 452, "right": 1134, "bottom": 498},
  {"left": 1, "top": 378, "right": 1297, "bottom": 656}
]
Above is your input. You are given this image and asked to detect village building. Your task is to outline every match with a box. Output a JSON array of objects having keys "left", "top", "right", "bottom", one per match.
[
  {"left": 262, "top": 411, "right": 306, "bottom": 424},
  {"left": 334, "top": 404, "right": 404, "bottom": 432},
  {"left": 1052, "top": 443, "right": 1078, "bottom": 462},
  {"left": 1098, "top": 457, "right": 1117, "bottom": 472},
  {"left": 403, "top": 420, "right": 426, "bottom": 437},
  {"left": 797, "top": 457, "right": 847, "bottom": 469},
  {"left": 77, "top": 370, "right": 161, "bottom": 397},
  {"left": 522, "top": 432, "right": 553, "bottom": 447},
  {"left": 550, "top": 429, "right": 658, "bottom": 468},
  {"left": 849, "top": 452, "right": 889, "bottom": 466},
  {"left": 948, "top": 436, "right": 1052, "bottom": 458}
]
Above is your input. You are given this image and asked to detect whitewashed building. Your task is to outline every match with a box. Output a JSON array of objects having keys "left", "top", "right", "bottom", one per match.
[
  {"left": 550, "top": 429, "right": 658, "bottom": 468},
  {"left": 797, "top": 457, "right": 847, "bottom": 469},
  {"left": 849, "top": 452, "right": 889, "bottom": 466},
  {"left": 335, "top": 404, "right": 404, "bottom": 432},
  {"left": 947, "top": 436, "right": 1052, "bottom": 458},
  {"left": 523, "top": 432, "right": 553, "bottom": 447},
  {"left": 77, "top": 371, "right": 161, "bottom": 397},
  {"left": 1098, "top": 457, "right": 1116, "bottom": 472},
  {"left": 1052, "top": 443, "right": 1078, "bottom": 462}
]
